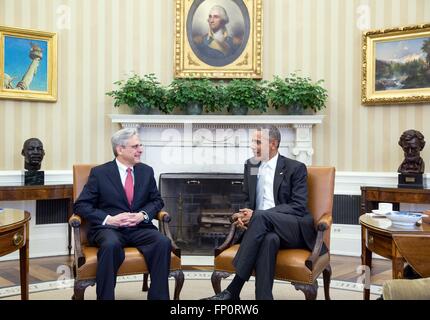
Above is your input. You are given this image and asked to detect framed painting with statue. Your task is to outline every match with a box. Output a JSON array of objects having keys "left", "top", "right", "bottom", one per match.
[
  {"left": 174, "top": 0, "right": 262, "bottom": 79},
  {"left": 0, "top": 25, "right": 57, "bottom": 102},
  {"left": 362, "top": 23, "right": 430, "bottom": 105}
]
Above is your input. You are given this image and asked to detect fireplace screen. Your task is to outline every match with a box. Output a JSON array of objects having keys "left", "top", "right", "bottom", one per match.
[{"left": 159, "top": 173, "right": 245, "bottom": 255}]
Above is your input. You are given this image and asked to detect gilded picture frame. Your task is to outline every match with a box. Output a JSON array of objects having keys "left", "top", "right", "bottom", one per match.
[
  {"left": 0, "top": 26, "right": 57, "bottom": 102},
  {"left": 362, "top": 23, "right": 430, "bottom": 105},
  {"left": 174, "top": 0, "right": 263, "bottom": 79}
]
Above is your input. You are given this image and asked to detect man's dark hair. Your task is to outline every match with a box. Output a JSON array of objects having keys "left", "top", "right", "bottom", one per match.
[{"left": 256, "top": 125, "right": 281, "bottom": 148}]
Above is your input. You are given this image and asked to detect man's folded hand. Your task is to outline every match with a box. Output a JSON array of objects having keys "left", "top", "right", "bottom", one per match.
[
  {"left": 231, "top": 212, "right": 241, "bottom": 222},
  {"left": 126, "top": 212, "right": 145, "bottom": 226},
  {"left": 233, "top": 218, "right": 248, "bottom": 230},
  {"left": 106, "top": 212, "right": 132, "bottom": 227},
  {"left": 231, "top": 209, "right": 253, "bottom": 230}
]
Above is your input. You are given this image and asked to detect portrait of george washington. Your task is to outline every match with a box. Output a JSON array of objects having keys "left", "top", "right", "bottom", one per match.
[{"left": 187, "top": 0, "right": 250, "bottom": 67}]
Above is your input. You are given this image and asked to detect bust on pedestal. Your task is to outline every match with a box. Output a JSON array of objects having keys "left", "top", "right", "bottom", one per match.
[
  {"left": 21, "top": 138, "right": 45, "bottom": 185},
  {"left": 397, "top": 130, "right": 426, "bottom": 189}
]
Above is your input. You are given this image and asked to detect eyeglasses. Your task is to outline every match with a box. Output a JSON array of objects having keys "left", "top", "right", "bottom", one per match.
[{"left": 124, "top": 144, "right": 143, "bottom": 150}]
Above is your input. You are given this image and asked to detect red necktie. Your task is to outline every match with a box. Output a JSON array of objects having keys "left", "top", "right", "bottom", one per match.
[{"left": 124, "top": 167, "right": 134, "bottom": 207}]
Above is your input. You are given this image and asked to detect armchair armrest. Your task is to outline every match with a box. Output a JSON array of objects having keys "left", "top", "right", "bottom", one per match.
[
  {"left": 214, "top": 223, "right": 237, "bottom": 257},
  {"left": 156, "top": 211, "right": 171, "bottom": 223},
  {"left": 315, "top": 213, "right": 332, "bottom": 231},
  {"left": 68, "top": 214, "right": 82, "bottom": 227},
  {"left": 157, "top": 211, "right": 181, "bottom": 258},
  {"left": 305, "top": 212, "right": 332, "bottom": 270},
  {"left": 68, "top": 214, "right": 85, "bottom": 268}
]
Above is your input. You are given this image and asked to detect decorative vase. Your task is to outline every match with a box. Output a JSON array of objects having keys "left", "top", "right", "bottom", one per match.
[
  {"left": 287, "top": 104, "right": 314, "bottom": 115},
  {"left": 303, "top": 108, "right": 315, "bottom": 115},
  {"left": 230, "top": 105, "right": 248, "bottom": 115},
  {"left": 287, "top": 104, "right": 304, "bottom": 115},
  {"left": 186, "top": 102, "right": 203, "bottom": 115},
  {"left": 133, "top": 105, "right": 151, "bottom": 114}
]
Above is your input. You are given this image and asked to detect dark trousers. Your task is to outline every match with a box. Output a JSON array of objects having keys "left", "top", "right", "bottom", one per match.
[
  {"left": 89, "top": 227, "right": 171, "bottom": 300},
  {"left": 233, "top": 210, "right": 306, "bottom": 300}
]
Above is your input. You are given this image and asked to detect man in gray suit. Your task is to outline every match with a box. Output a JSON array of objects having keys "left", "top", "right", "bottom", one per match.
[{"left": 204, "top": 125, "right": 325, "bottom": 300}]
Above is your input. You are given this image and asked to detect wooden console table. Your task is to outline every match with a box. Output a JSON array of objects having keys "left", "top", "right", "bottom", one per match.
[
  {"left": 361, "top": 186, "right": 430, "bottom": 214},
  {"left": 360, "top": 186, "right": 430, "bottom": 300},
  {"left": 0, "top": 184, "right": 73, "bottom": 255},
  {"left": 0, "top": 209, "right": 31, "bottom": 300}
]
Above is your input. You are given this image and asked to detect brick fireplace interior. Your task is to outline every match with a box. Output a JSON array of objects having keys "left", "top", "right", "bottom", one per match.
[{"left": 159, "top": 173, "right": 246, "bottom": 255}]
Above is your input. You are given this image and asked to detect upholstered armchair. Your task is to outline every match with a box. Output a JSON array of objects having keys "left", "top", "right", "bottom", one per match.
[
  {"left": 211, "top": 166, "right": 335, "bottom": 300},
  {"left": 69, "top": 164, "right": 184, "bottom": 300},
  {"left": 382, "top": 277, "right": 430, "bottom": 300}
]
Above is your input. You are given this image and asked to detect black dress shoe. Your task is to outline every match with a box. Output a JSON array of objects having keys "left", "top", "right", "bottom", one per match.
[{"left": 201, "top": 289, "right": 240, "bottom": 300}]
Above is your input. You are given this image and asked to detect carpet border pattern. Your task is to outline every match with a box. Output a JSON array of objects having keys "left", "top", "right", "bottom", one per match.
[{"left": 0, "top": 271, "right": 382, "bottom": 298}]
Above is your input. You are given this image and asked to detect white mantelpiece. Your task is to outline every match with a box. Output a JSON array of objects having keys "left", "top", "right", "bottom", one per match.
[
  {"left": 109, "top": 114, "right": 324, "bottom": 165},
  {"left": 109, "top": 114, "right": 324, "bottom": 125},
  {"left": 110, "top": 114, "right": 323, "bottom": 170}
]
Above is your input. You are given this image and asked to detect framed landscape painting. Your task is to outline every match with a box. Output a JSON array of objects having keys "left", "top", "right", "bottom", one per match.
[
  {"left": 0, "top": 26, "right": 57, "bottom": 102},
  {"left": 362, "top": 23, "right": 430, "bottom": 105},
  {"left": 174, "top": 0, "right": 263, "bottom": 79}
]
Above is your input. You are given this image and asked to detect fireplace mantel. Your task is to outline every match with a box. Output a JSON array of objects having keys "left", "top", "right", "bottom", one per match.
[
  {"left": 109, "top": 114, "right": 324, "bottom": 126},
  {"left": 109, "top": 114, "right": 324, "bottom": 167}
]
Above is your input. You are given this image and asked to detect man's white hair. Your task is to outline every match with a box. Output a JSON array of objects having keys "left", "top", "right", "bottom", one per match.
[
  {"left": 209, "top": 5, "right": 229, "bottom": 24},
  {"left": 111, "top": 128, "right": 138, "bottom": 156}
]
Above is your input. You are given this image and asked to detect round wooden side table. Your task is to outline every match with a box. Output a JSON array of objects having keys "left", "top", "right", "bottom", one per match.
[{"left": 0, "top": 208, "right": 31, "bottom": 300}]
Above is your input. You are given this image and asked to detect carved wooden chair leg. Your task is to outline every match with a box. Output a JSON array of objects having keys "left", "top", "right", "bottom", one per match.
[
  {"left": 293, "top": 280, "right": 318, "bottom": 300},
  {"left": 170, "top": 270, "right": 185, "bottom": 300},
  {"left": 211, "top": 271, "right": 231, "bottom": 294},
  {"left": 72, "top": 265, "right": 77, "bottom": 279},
  {"left": 142, "top": 273, "right": 149, "bottom": 291},
  {"left": 323, "top": 264, "right": 332, "bottom": 300},
  {"left": 72, "top": 279, "right": 95, "bottom": 300}
]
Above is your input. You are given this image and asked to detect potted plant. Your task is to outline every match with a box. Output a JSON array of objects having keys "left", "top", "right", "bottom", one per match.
[
  {"left": 224, "top": 79, "right": 268, "bottom": 115},
  {"left": 267, "top": 73, "right": 328, "bottom": 114},
  {"left": 166, "top": 78, "right": 220, "bottom": 115},
  {"left": 106, "top": 73, "right": 167, "bottom": 114}
]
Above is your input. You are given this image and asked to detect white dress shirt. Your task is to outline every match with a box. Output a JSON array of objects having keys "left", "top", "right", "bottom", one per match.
[{"left": 255, "top": 153, "right": 279, "bottom": 210}]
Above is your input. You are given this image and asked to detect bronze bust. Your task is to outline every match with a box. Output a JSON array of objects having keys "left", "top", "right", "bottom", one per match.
[
  {"left": 21, "top": 138, "right": 45, "bottom": 171},
  {"left": 397, "top": 130, "right": 425, "bottom": 174}
]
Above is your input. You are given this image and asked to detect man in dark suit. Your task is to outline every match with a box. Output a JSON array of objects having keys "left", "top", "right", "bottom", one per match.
[
  {"left": 204, "top": 125, "right": 324, "bottom": 300},
  {"left": 73, "top": 128, "right": 171, "bottom": 300}
]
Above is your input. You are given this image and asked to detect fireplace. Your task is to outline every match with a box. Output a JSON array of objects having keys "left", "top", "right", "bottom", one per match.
[{"left": 159, "top": 173, "right": 245, "bottom": 255}]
